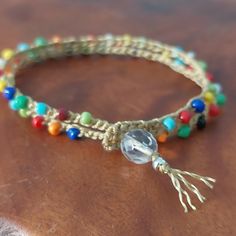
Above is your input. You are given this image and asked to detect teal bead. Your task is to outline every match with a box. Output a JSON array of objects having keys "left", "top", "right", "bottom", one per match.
[
  {"left": 9, "top": 100, "right": 18, "bottom": 111},
  {"left": 80, "top": 111, "right": 92, "bottom": 125},
  {"left": 208, "top": 83, "right": 222, "bottom": 94},
  {"left": 14, "top": 95, "right": 28, "bottom": 110},
  {"left": 178, "top": 125, "right": 191, "bottom": 138},
  {"left": 36, "top": 102, "right": 48, "bottom": 115},
  {"left": 34, "top": 37, "right": 47, "bottom": 47},
  {"left": 174, "top": 58, "right": 185, "bottom": 67},
  {"left": 162, "top": 117, "right": 176, "bottom": 132},
  {"left": 216, "top": 93, "right": 227, "bottom": 106}
]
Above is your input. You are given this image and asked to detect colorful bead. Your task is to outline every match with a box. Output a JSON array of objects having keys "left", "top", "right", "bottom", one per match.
[
  {"left": 3, "top": 87, "right": 16, "bottom": 100},
  {"left": 17, "top": 43, "right": 29, "bottom": 52},
  {"left": 197, "top": 115, "right": 206, "bottom": 130},
  {"left": 179, "top": 110, "right": 192, "bottom": 124},
  {"left": 0, "top": 80, "right": 7, "bottom": 92},
  {"left": 157, "top": 131, "right": 168, "bottom": 143},
  {"left": 187, "top": 51, "right": 196, "bottom": 58},
  {"left": 209, "top": 104, "right": 220, "bottom": 117},
  {"left": 57, "top": 108, "right": 69, "bottom": 121},
  {"left": 34, "top": 37, "right": 47, "bottom": 47},
  {"left": 36, "top": 102, "right": 48, "bottom": 115},
  {"left": 177, "top": 125, "right": 191, "bottom": 138},
  {"left": 67, "top": 127, "right": 80, "bottom": 140},
  {"left": 9, "top": 100, "right": 18, "bottom": 110},
  {"left": 48, "top": 121, "right": 62, "bottom": 136},
  {"left": 174, "top": 58, "right": 185, "bottom": 66},
  {"left": 51, "top": 36, "right": 61, "bottom": 43},
  {"left": 14, "top": 95, "right": 28, "bottom": 110},
  {"left": 191, "top": 99, "right": 205, "bottom": 113},
  {"left": 19, "top": 109, "right": 29, "bottom": 118},
  {"left": 80, "top": 112, "right": 92, "bottom": 125},
  {"left": 209, "top": 83, "right": 222, "bottom": 94},
  {"left": 32, "top": 116, "right": 44, "bottom": 129},
  {"left": 162, "top": 117, "right": 176, "bottom": 131},
  {"left": 216, "top": 93, "right": 226, "bottom": 106},
  {"left": 1, "top": 49, "right": 14, "bottom": 60},
  {"left": 206, "top": 72, "right": 214, "bottom": 81},
  {"left": 204, "top": 91, "right": 215, "bottom": 103}
]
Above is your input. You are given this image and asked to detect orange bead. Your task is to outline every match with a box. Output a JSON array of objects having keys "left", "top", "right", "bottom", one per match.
[
  {"left": 157, "top": 131, "right": 168, "bottom": 143},
  {"left": 51, "top": 36, "right": 61, "bottom": 43},
  {"left": 48, "top": 121, "right": 62, "bottom": 136}
]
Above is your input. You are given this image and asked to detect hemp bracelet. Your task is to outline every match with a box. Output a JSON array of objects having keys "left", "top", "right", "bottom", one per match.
[{"left": 0, "top": 34, "right": 226, "bottom": 212}]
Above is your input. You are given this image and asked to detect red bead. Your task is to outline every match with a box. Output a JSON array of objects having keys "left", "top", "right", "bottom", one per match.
[
  {"left": 206, "top": 72, "right": 214, "bottom": 81},
  {"left": 209, "top": 104, "right": 220, "bottom": 117},
  {"left": 179, "top": 110, "right": 192, "bottom": 124},
  {"left": 186, "top": 65, "right": 193, "bottom": 71},
  {"left": 57, "top": 108, "right": 69, "bottom": 121},
  {"left": 32, "top": 116, "right": 44, "bottom": 129},
  {"left": 0, "top": 69, "right": 3, "bottom": 76}
]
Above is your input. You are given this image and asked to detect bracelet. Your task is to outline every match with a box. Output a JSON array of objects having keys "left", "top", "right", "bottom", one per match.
[{"left": 0, "top": 34, "right": 226, "bottom": 212}]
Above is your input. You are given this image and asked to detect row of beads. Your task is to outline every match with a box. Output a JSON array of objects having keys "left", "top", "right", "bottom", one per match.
[
  {"left": 0, "top": 35, "right": 226, "bottom": 147},
  {"left": 157, "top": 70, "right": 226, "bottom": 142}
]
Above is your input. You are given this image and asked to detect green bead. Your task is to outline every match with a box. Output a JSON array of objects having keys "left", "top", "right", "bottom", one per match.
[
  {"left": 178, "top": 125, "right": 191, "bottom": 138},
  {"left": 34, "top": 37, "right": 47, "bottom": 47},
  {"left": 80, "top": 111, "right": 92, "bottom": 125},
  {"left": 216, "top": 93, "right": 226, "bottom": 106},
  {"left": 15, "top": 95, "right": 28, "bottom": 109},
  {"left": 198, "top": 60, "right": 208, "bottom": 71},
  {"left": 19, "top": 109, "right": 29, "bottom": 118}
]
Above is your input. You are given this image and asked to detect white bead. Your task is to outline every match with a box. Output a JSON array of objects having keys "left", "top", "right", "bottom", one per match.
[
  {"left": 152, "top": 157, "right": 167, "bottom": 170},
  {"left": 120, "top": 129, "right": 157, "bottom": 164}
]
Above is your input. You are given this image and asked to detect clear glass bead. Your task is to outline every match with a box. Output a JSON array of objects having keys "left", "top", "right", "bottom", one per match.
[{"left": 120, "top": 129, "right": 158, "bottom": 164}]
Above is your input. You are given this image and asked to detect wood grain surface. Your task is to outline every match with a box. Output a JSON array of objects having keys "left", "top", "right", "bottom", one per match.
[{"left": 0, "top": 0, "right": 235, "bottom": 235}]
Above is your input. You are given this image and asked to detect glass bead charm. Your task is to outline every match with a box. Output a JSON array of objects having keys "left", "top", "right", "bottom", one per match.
[{"left": 120, "top": 129, "right": 157, "bottom": 164}]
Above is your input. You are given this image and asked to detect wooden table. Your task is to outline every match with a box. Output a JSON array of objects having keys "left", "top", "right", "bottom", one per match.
[{"left": 0, "top": 0, "right": 235, "bottom": 235}]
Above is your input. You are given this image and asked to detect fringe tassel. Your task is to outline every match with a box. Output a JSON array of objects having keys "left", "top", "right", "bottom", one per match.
[{"left": 152, "top": 156, "right": 216, "bottom": 213}]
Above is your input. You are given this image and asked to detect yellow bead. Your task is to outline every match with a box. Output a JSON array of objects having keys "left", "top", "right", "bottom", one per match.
[
  {"left": 48, "top": 121, "right": 62, "bottom": 136},
  {"left": 1, "top": 49, "right": 14, "bottom": 60},
  {"left": 204, "top": 91, "right": 215, "bottom": 103},
  {"left": 0, "top": 80, "right": 7, "bottom": 92}
]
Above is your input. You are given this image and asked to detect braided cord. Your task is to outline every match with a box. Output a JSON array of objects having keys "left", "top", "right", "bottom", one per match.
[{"left": 2, "top": 34, "right": 210, "bottom": 150}]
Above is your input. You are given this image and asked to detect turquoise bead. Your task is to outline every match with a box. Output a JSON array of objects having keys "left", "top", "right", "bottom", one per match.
[
  {"left": 162, "top": 117, "right": 176, "bottom": 131},
  {"left": 9, "top": 100, "right": 18, "bottom": 111},
  {"left": 34, "top": 37, "right": 47, "bottom": 47},
  {"left": 36, "top": 102, "right": 48, "bottom": 115},
  {"left": 174, "top": 58, "right": 185, "bottom": 66},
  {"left": 17, "top": 43, "right": 29, "bottom": 52}
]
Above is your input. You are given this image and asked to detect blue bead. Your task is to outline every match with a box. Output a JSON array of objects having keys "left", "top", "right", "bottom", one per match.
[
  {"left": 191, "top": 99, "right": 205, "bottom": 113},
  {"left": 162, "top": 117, "right": 176, "bottom": 131},
  {"left": 3, "top": 87, "right": 16, "bottom": 100},
  {"left": 36, "top": 102, "right": 48, "bottom": 115},
  {"left": 9, "top": 100, "right": 18, "bottom": 110},
  {"left": 17, "top": 43, "right": 29, "bottom": 52},
  {"left": 67, "top": 128, "right": 80, "bottom": 140}
]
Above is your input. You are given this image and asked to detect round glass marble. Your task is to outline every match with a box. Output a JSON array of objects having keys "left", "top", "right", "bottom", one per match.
[{"left": 120, "top": 129, "right": 158, "bottom": 164}]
